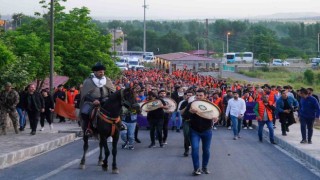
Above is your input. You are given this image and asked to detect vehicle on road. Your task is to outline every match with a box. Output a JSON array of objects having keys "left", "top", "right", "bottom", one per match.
[
  {"left": 116, "top": 57, "right": 128, "bottom": 67},
  {"left": 225, "top": 52, "right": 253, "bottom": 63},
  {"left": 254, "top": 61, "right": 269, "bottom": 66},
  {"left": 272, "top": 59, "right": 290, "bottom": 66},
  {"left": 311, "top": 58, "right": 320, "bottom": 69},
  {"left": 117, "top": 64, "right": 128, "bottom": 71}
]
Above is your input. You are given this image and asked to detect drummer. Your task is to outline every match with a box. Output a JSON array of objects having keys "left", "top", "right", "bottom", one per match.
[
  {"left": 158, "top": 90, "right": 171, "bottom": 145},
  {"left": 145, "top": 91, "right": 168, "bottom": 148},
  {"left": 182, "top": 88, "right": 218, "bottom": 176}
]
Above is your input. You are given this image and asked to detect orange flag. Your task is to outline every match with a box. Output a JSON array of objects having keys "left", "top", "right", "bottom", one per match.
[{"left": 54, "top": 98, "right": 77, "bottom": 120}]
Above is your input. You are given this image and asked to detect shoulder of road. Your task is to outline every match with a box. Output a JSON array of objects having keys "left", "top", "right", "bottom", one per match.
[{"left": 1, "top": 118, "right": 320, "bottom": 172}]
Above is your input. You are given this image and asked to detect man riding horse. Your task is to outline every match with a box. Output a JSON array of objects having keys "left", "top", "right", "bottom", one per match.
[{"left": 79, "top": 62, "right": 116, "bottom": 136}]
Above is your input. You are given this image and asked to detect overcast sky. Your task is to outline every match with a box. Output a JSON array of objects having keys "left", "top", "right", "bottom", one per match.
[{"left": 0, "top": 0, "right": 319, "bottom": 20}]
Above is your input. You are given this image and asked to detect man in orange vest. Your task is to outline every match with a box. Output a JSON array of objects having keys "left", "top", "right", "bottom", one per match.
[{"left": 254, "top": 95, "right": 276, "bottom": 144}]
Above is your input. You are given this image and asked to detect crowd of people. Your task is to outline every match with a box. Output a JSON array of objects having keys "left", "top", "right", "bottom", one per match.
[
  {"left": 0, "top": 83, "right": 79, "bottom": 135},
  {"left": 1, "top": 65, "right": 319, "bottom": 176},
  {"left": 112, "top": 68, "right": 320, "bottom": 175}
]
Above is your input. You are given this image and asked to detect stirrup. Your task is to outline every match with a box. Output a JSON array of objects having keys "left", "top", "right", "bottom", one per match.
[
  {"left": 85, "top": 129, "right": 93, "bottom": 137},
  {"left": 120, "top": 123, "right": 127, "bottom": 131}
]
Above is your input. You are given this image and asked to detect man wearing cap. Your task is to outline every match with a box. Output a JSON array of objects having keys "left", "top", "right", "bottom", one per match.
[
  {"left": 226, "top": 91, "right": 246, "bottom": 140},
  {"left": 80, "top": 62, "right": 116, "bottom": 136},
  {"left": 0, "top": 82, "right": 20, "bottom": 135}
]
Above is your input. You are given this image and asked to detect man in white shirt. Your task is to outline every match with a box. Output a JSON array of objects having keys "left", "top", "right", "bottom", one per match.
[{"left": 226, "top": 91, "right": 246, "bottom": 140}]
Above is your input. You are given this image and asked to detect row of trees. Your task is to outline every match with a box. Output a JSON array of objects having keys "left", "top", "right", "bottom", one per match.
[
  {"left": 96, "top": 19, "right": 320, "bottom": 62},
  {"left": 0, "top": 0, "right": 119, "bottom": 90}
]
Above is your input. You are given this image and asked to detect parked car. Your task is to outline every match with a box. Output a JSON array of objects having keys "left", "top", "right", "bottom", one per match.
[
  {"left": 116, "top": 58, "right": 128, "bottom": 67},
  {"left": 117, "top": 64, "right": 128, "bottom": 71},
  {"left": 254, "top": 61, "right": 269, "bottom": 66},
  {"left": 272, "top": 59, "right": 290, "bottom": 66}
]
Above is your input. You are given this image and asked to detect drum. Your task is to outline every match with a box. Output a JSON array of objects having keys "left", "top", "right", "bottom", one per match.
[
  {"left": 188, "top": 95, "right": 196, "bottom": 103},
  {"left": 141, "top": 99, "right": 163, "bottom": 112},
  {"left": 189, "top": 100, "right": 221, "bottom": 120},
  {"left": 139, "top": 102, "right": 147, "bottom": 117},
  {"left": 162, "top": 97, "right": 177, "bottom": 113}
]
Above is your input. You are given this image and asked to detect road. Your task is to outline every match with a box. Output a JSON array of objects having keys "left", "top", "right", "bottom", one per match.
[{"left": 1, "top": 128, "right": 319, "bottom": 180}]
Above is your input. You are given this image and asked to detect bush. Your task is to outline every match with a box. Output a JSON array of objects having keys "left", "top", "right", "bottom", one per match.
[
  {"left": 271, "top": 67, "right": 289, "bottom": 72},
  {"left": 243, "top": 70, "right": 263, "bottom": 78},
  {"left": 304, "top": 69, "right": 314, "bottom": 84},
  {"left": 260, "top": 65, "right": 270, "bottom": 72},
  {"left": 317, "top": 73, "right": 320, "bottom": 84}
]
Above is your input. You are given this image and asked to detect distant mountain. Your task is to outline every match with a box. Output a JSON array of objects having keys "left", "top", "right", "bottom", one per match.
[{"left": 251, "top": 12, "right": 320, "bottom": 19}]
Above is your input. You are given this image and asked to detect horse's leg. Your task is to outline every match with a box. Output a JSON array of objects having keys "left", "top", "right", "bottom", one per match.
[
  {"left": 98, "top": 136, "right": 103, "bottom": 166},
  {"left": 80, "top": 135, "right": 89, "bottom": 169},
  {"left": 101, "top": 135, "right": 110, "bottom": 171},
  {"left": 111, "top": 132, "right": 120, "bottom": 174}
]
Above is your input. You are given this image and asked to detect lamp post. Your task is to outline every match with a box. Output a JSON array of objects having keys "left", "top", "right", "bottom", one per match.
[
  {"left": 318, "top": 33, "right": 320, "bottom": 57},
  {"left": 49, "top": 0, "right": 54, "bottom": 93},
  {"left": 226, "top": 32, "right": 231, "bottom": 53},
  {"left": 143, "top": 0, "right": 147, "bottom": 57}
]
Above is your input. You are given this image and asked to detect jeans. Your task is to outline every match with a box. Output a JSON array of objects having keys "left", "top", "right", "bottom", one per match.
[
  {"left": 183, "top": 121, "right": 191, "bottom": 152},
  {"left": 190, "top": 128, "right": 212, "bottom": 170},
  {"left": 258, "top": 120, "right": 274, "bottom": 142},
  {"left": 170, "top": 111, "right": 182, "bottom": 129},
  {"left": 121, "top": 121, "right": 137, "bottom": 145},
  {"left": 230, "top": 115, "right": 243, "bottom": 136},
  {"left": 17, "top": 108, "right": 26, "bottom": 128},
  {"left": 300, "top": 117, "right": 315, "bottom": 141}
]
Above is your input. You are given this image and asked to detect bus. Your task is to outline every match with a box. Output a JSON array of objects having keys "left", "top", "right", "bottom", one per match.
[
  {"left": 225, "top": 52, "right": 253, "bottom": 63},
  {"left": 116, "top": 51, "right": 154, "bottom": 58}
]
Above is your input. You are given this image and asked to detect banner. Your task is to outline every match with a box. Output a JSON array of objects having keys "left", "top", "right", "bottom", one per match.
[
  {"left": 244, "top": 102, "right": 257, "bottom": 120},
  {"left": 54, "top": 98, "right": 77, "bottom": 120}
]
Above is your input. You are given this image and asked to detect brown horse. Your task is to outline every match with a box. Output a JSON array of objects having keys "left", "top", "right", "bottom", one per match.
[{"left": 79, "top": 86, "right": 139, "bottom": 173}]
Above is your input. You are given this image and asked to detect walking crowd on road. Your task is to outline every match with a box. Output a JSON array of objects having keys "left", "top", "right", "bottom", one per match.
[{"left": 1, "top": 65, "right": 319, "bottom": 176}]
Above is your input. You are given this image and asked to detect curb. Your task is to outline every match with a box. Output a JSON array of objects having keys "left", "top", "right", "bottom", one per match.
[
  {"left": 0, "top": 133, "right": 76, "bottom": 169},
  {"left": 252, "top": 124, "right": 320, "bottom": 170}
]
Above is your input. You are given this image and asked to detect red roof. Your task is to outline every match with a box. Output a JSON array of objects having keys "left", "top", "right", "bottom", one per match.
[
  {"left": 156, "top": 52, "right": 219, "bottom": 62},
  {"left": 32, "top": 75, "right": 69, "bottom": 89},
  {"left": 186, "top": 50, "right": 215, "bottom": 56}
]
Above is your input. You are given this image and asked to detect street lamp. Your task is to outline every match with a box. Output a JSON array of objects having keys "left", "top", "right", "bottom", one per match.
[
  {"left": 226, "top": 32, "right": 231, "bottom": 53},
  {"left": 318, "top": 33, "right": 320, "bottom": 57},
  {"left": 49, "top": 0, "right": 54, "bottom": 93}
]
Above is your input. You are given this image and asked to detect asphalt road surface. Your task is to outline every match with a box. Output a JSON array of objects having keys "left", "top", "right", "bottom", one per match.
[{"left": 1, "top": 128, "right": 319, "bottom": 180}]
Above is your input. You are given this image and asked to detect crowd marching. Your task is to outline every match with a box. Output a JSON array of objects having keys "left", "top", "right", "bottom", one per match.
[{"left": 0, "top": 64, "right": 319, "bottom": 176}]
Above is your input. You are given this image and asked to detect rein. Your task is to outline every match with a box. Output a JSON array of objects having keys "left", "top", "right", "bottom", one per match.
[{"left": 98, "top": 111, "right": 121, "bottom": 136}]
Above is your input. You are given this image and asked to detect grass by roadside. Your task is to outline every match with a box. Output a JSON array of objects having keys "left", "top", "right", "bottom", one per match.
[{"left": 238, "top": 67, "right": 320, "bottom": 93}]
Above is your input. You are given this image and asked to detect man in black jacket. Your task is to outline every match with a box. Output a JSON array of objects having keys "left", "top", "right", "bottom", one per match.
[{"left": 22, "top": 84, "right": 45, "bottom": 135}]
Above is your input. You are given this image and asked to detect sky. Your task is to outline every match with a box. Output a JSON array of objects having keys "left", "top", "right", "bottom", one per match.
[{"left": 0, "top": 0, "right": 319, "bottom": 20}]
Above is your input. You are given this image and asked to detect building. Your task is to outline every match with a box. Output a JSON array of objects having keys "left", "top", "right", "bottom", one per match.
[
  {"left": 110, "top": 28, "right": 127, "bottom": 52},
  {"left": 155, "top": 52, "right": 220, "bottom": 73}
]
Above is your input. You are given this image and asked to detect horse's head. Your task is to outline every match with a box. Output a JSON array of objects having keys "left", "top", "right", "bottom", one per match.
[{"left": 121, "top": 84, "right": 141, "bottom": 112}]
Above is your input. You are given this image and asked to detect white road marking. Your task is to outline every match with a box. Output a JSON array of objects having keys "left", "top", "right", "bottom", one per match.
[{"left": 35, "top": 147, "right": 100, "bottom": 180}]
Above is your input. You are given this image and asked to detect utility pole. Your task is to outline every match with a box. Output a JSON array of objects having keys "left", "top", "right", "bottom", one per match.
[
  {"left": 113, "top": 28, "right": 116, "bottom": 53},
  {"left": 252, "top": 36, "right": 255, "bottom": 71},
  {"left": 318, "top": 33, "right": 320, "bottom": 57},
  {"left": 143, "top": 0, "right": 147, "bottom": 57},
  {"left": 205, "top": 19, "right": 209, "bottom": 57},
  {"left": 49, "top": 0, "right": 54, "bottom": 93}
]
